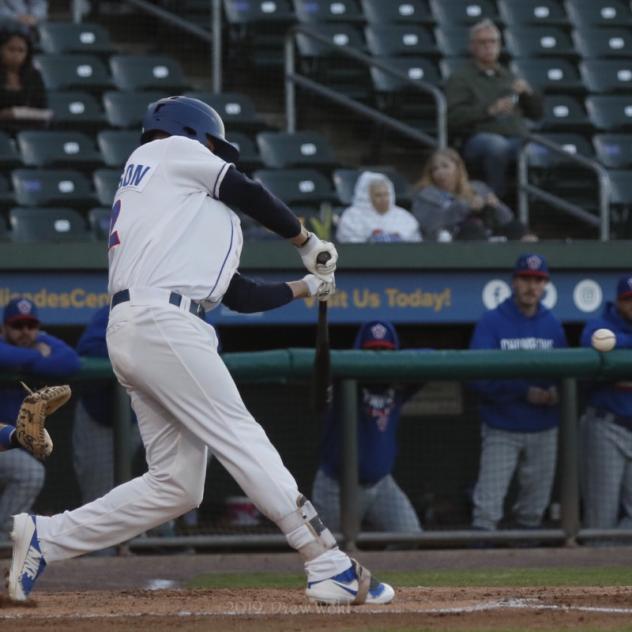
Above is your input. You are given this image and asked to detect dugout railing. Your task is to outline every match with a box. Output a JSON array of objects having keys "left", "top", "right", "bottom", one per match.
[{"left": 2, "top": 347, "right": 630, "bottom": 554}]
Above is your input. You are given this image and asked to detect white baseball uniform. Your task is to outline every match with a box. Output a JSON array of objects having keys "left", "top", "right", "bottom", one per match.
[{"left": 34, "top": 136, "right": 350, "bottom": 580}]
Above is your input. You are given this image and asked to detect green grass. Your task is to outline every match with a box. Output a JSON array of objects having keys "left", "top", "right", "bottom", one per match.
[{"left": 188, "top": 566, "right": 632, "bottom": 589}]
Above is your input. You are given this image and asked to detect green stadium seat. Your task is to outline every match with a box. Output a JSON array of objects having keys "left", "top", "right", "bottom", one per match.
[
  {"left": 256, "top": 131, "right": 337, "bottom": 170},
  {"left": 110, "top": 55, "right": 190, "bottom": 92},
  {"left": 16, "top": 131, "right": 103, "bottom": 169},
  {"left": 88, "top": 207, "right": 112, "bottom": 240},
  {"left": 9, "top": 207, "right": 89, "bottom": 242},
  {"left": 11, "top": 169, "right": 95, "bottom": 207},
  {"left": 573, "top": 28, "right": 632, "bottom": 60},
  {"left": 102, "top": 91, "right": 167, "bottom": 128},
  {"left": 586, "top": 95, "right": 632, "bottom": 131},
  {"left": 185, "top": 91, "right": 267, "bottom": 132},
  {"left": 226, "top": 132, "right": 263, "bottom": 173},
  {"left": 566, "top": 0, "right": 632, "bottom": 29},
  {"left": 511, "top": 58, "right": 584, "bottom": 93},
  {"left": 435, "top": 27, "right": 473, "bottom": 57},
  {"left": 365, "top": 25, "right": 437, "bottom": 58},
  {"left": 97, "top": 130, "right": 138, "bottom": 167},
  {"left": 38, "top": 22, "right": 115, "bottom": 56},
  {"left": 498, "top": 0, "right": 569, "bottom": 27},
  {"left": 505, "top": 27, "right": 577, "bottom": 59},
  {"left": 93, "top": 168, "right": 121, "bottom": 206},
  {"left": 429, "top": 0, "right": 498, "bottom": 26},
  {"left": 361, "top": 0, "right": 433, "bottom": 25},
  {"left": 294, "top": 0, "right": 364, "bottom": 23},
  {"left": 593, "top": 134, "right": 632, "bottom": 169},
  {"left": 539, "top": 96, "right": 590, "bottom": 131},
  {"left": 526, "top": 133, "right": 594, "bottom": 169},
  {"left": 370, "top": 57, "right": 441, "bottom": 92},
  {"left": 35, "top": 54, "right": 112, "bottom": 92},
  {"left": 253, "top": 168, "right": 336, "bottom": 206},
  {"left": 47, "top": 91, "right": 105, "bottom": 130},
  {"left": 581, "top": 60, "right": 632, "bottom": 93}
]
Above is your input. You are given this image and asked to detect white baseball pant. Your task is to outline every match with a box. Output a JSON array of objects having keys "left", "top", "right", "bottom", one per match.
[{"left": 35, "top": 291, "right": 349, "bottom": 579}]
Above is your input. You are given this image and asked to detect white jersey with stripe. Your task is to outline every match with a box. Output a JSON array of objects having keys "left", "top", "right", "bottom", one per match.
[{"left": 107, "top": 135, "right": 242, "bottom": 307}]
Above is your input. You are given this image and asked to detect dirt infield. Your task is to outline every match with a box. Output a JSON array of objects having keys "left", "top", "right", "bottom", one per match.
[{"left": 2, "top": 549, "right": 632, "bottom": 631}]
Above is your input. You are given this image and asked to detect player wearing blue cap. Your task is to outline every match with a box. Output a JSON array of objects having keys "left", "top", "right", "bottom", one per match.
[
  {"left": 580, "top": 275, "right": 632, "bottom": 530},
  {"left": 0, "top": 297, "right": 80, "bottom": 542},
  {"left": 469, "top": 254, "right": 567, "bottom": 533}
]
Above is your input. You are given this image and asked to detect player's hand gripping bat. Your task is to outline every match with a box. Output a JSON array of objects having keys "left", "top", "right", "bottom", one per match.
[{"left": 312, "top": 252, "right": 333, "bottom": 414}]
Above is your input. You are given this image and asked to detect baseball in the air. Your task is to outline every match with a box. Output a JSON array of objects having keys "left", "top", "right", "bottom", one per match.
[{"left": 591, "top": 328, "right": 616, "bottom": 352}]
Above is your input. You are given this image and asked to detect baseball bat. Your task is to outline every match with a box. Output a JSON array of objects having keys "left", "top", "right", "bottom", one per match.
[{"left": 312, "top": 252, "right": 333, "bottom": 414}]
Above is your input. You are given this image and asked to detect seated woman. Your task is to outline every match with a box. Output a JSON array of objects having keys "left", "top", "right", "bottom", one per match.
[
  {"left": 0, "top": 21, "right": 49, "bottom": 131},
  {"left": 412, "top": 148, "right": 525, "bottom": 242},
  {"left": 336, "top": 171, "right": 422, "bottom": 243}
]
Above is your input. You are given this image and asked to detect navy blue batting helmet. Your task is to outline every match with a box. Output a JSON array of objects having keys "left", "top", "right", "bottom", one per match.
[{"left": 140, "top": 95, "right": 240, "bottom": 163}]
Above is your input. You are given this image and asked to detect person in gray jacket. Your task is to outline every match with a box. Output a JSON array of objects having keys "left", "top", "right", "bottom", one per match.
[{"left": 412, "top": 148, "right": 524, "bottom": 242}]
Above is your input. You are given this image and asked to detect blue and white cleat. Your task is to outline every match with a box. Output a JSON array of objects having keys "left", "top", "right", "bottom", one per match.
[
  {"left": 6, "top": 513, "right": 47, "bottom": 602},
  {"left": 306, "top": 558, "right": 394, "bottom": 605}
]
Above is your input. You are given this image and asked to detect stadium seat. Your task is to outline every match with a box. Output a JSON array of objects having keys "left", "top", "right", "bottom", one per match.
[
  {"left": 586, "top": 95, "right": 632, "bottom": 131},
  {"left": 256, "top": 131, "right": 337, "bottom": 170},
  {"left": 365, "top": 25, "right": 437, "bottom": 58},
  {"left": 525, "top": 133, "right": 594, "bottom": 169},
  {"left": 9, "top": 207, "right": 89, "bottom": 242},
  {"left": 511, "top": 59, "right": 584, "bottom": 93},
  {"left": 35, "top": 54, "right": 112, "bottom": 92},
  {"left": 16, "top": 131, "right": 102, "bottom": 169},
  {"left": 593, "top": 134, "right": 632, "bottom": 169},
  {"left": 573, "top": 28, "right": 632, "bottom": 60},
  {"left": 0, "top": 217, "right": 9, "bottom": 240},
  {"left": 566, "top": 0, "right": 632, "bottom": 28},
  {"left": 226, "top": 132, "right": 263, "bottom": 173},
  {"left": 361, "top": 0, "right": 434, "bottom": 25},
  {"left": 0, "top": 132, "right": 20, "bottom": 167},
  {"left": 47, "top": 91, "right": 105, "bottom": 129},
  {"left": 370, "top": 57, "right": 441, "bottom": 92},
  {"left": 498, "top": 0, "right": 569, "bottom": 27},
  {"left": 223, "top": 0, "right": 296, "bottom": 67},
  {"left": 253, "top": 169, "right": 336, "bottom": 206},
  {"left": 93, "top": 169, "right": 122, "bottom": 206},
  {"left": 295, "top": 24, "right": 370, "bottom": 100},
  {"left": 185, "top": 91, "right": 266, "bottom": 132},
  {"left": 38, "top": 22, "right": 115, "bottom": 56},
  {"left": 110, "top": 55, "right": 189, "bottom": 92},
  {"left": 504, "top": 27, "right": 577, "bottom": 59},
  {"left": 581, "top": 60, "right": 632, "bottom": 93},
  {"left": 97, "top": 130, "right": 138, "bottom": 167},
  {"left": 11, "top": 169, "right": 95, "bottom": 207},
  {"left": 88, "top": 207, "right": 112, "bottom": 240},
  {"left": 435, "top": 27, "right": 474, "bottom": 57},
  {"left": 608, "top": 169, "right": 632, "bottom": 204},
  {"left": 429, "top": 0, "right": 498, "bottom": 25},
  {"left": 333, "top": 167, "right": 412, "bottom": 206},
  {"left": 102, "top": 91, "right": 167, "bottom": 128},
  {"left": 294, "top": 0, "right": 364, "bottom": 23},
  {"left": 539, "top": 95, "right": 590, "bottom": 131}
]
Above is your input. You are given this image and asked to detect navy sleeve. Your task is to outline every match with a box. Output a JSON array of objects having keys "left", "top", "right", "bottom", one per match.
[
  {"left": 77, "top": 306, "right": 110, "bottom": 358},
  {"left": 29, "top": 333, "right": 82, "bottom": 376},
  {"left": 0, "top": 339, "right": 41, "bottom": 371},
  {"left": 219, "top": 166, "right": 302, "bottom": 239},
  {"left": 222, "top": 273, "right": 294, "bottom": 313}
]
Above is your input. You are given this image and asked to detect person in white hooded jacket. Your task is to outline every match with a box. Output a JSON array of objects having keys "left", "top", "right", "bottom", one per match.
[{"left": 336, "top": 171, "right": 422, "bottom": 243}]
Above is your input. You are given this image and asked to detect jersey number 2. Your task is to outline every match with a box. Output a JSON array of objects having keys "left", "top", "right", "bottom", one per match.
[{"left": 108, "top": 200, "right": 121, "bottom": 250}]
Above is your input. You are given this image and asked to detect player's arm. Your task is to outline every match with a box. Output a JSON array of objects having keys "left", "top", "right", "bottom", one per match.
[
  {"left": 218, "top": 167, "right": 337, "bottom": 276},
  {"left": 222, "top": 272, "right": 333, "bottom": 314}
]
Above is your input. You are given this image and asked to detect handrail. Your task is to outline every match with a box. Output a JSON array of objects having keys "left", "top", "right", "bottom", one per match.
[
  {"left": 120, "top": 0, "right": 223, "bottom": 93},
  {"left": 285, "top": 25, "right": 447, "bottom": 149},
  {"left": 517, "top": 132, "right": 611, "bottom": 241}
]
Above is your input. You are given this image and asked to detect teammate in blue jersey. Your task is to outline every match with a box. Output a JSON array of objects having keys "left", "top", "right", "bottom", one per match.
[
  {"left": 580, "top": 275, "right": 632, "bottom": 530},
  {"left": 469, "top": 254, "right": 567, "bottom": 532},
  {"left": 0, "top": 297, "right": 80, "bottom": 541},
  {"left": 312, "top": 320, "right": 422, "bottom": 534}
]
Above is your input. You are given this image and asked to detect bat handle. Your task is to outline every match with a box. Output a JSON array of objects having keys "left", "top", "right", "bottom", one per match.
[{"left": 316, "top": 252, "right": 331, "bottom": 265}]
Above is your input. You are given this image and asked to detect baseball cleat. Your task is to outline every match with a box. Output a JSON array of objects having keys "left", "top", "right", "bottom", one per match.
[
  {"left": 306, "top": 558, "right": 394, "bottom": 605},
  {"left": 7, "top": 513, "right": 46, "bottom": 602}
]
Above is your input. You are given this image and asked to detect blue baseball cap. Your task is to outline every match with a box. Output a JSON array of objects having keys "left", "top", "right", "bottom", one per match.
[
  {"left": 617, "top": 275, "right": 632, "bottom": 300},
  {"left": 3, "top": 297, "right": 39, "bottom": 325},
  {"left": 513, "top": 253, "right": 549, "bottom": 279}
]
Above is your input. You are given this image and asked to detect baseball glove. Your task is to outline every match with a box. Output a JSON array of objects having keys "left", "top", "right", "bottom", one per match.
[{"left": 15, "top": 383, "right": 71, "bottom": 460}]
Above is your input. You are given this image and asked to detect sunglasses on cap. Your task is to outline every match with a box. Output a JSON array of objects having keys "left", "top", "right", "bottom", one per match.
[{"left": 6, "top": 320, "right": 38, "bottom": 331}]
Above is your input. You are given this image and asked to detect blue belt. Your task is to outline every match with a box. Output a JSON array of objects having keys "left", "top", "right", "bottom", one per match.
[{"left": 111, "top": 289, "right": 205, "bottom": 319}]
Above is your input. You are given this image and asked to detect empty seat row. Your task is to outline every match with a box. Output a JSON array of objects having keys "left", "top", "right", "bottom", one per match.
[{"left": 221, "top": 0, "right": 632, "bottom": 28}]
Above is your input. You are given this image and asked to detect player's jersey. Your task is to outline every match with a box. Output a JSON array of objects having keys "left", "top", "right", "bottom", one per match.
[{"left": 107, "top": 136, "right": 243, "bottom": 306}]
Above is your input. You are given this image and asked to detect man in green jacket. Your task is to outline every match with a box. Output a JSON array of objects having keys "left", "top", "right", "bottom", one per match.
[{"left": 445, "top": 19, "right": 543, "bottom": 198}]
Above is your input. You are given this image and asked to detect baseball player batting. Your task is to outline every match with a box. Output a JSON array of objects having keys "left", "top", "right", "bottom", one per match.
[{"left": 6, "top": 96, "right": 394, "bottom": 606}]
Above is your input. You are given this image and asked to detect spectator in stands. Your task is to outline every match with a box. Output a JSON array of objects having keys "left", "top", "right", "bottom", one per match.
[
  {"left": 469, "top": 254, "right": 566, "bottom": 534},
  {"left": 580, "top": 275, "right": 632, "bottom": 530},
  {"left": 0, "top": 20, "right": 49, "bottom": 129},
  {"left": 445, "top": 19, "right": 543, "bottom": 199},
  {"left": 336, "top": 171, "right": 422, "bottom": 243},
  {"left": 312, "top": 320, "right": 423, "bottom": 535},
  {"left": 0, "top": 297, "right": 80, "bottom": 542},
  {"left": 412, "top": 148, "right": 522, "bottom": 242},
  {"left": 0, "top": 1, "right": 48, "bottom": 31}
]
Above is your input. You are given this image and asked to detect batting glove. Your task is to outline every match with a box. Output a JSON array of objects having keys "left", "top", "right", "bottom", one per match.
[
  {"left": 296, "top": 232, "right": 338, "bottom": 277},
  {"left": 303, "top": 274, "right": 336, "bottom": 301}
]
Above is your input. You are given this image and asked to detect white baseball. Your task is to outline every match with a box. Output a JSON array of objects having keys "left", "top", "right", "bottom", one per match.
[{"left": 591, "top": 328, "right": 616, "bottom": 352}]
